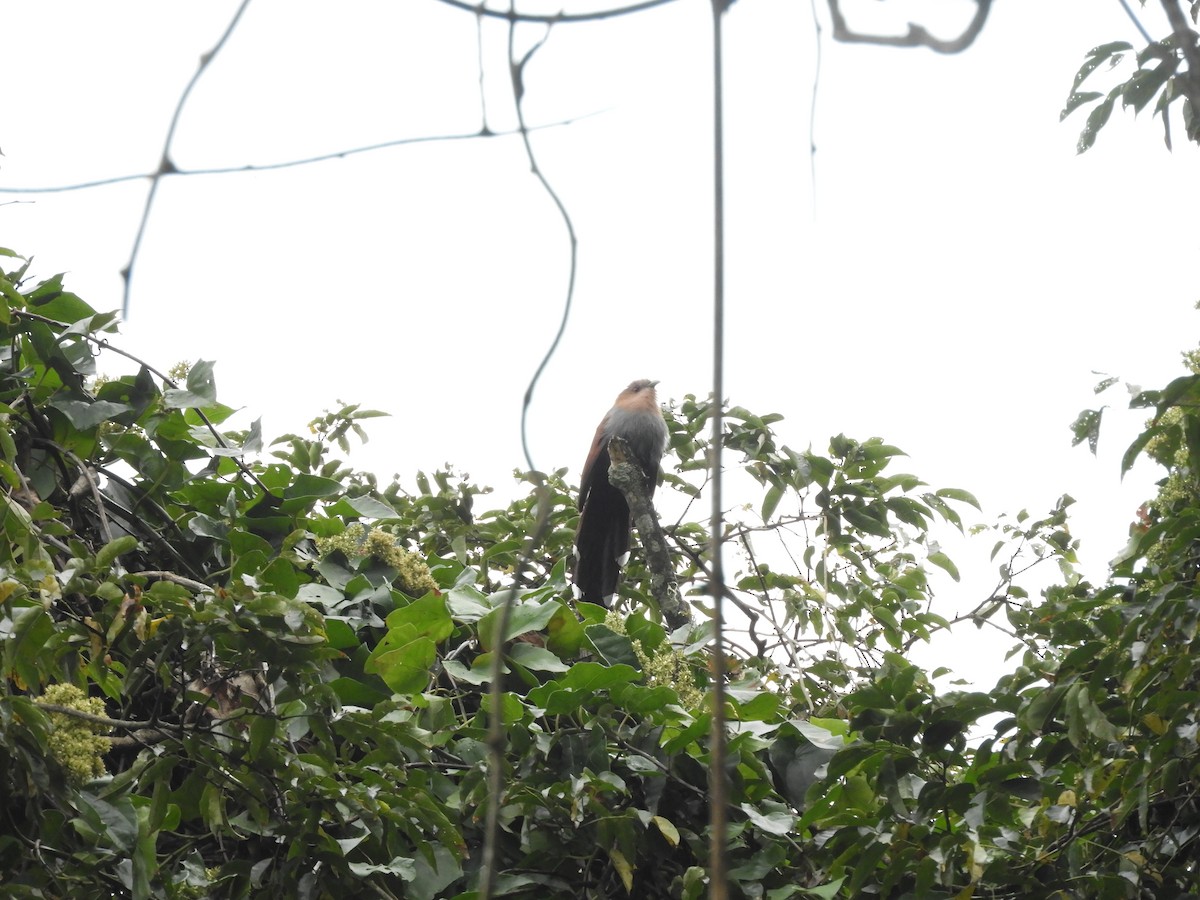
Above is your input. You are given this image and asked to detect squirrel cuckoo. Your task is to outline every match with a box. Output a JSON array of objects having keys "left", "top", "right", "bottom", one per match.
[{"left": 573, "top": 379, "right": 668, "bottom": 606}]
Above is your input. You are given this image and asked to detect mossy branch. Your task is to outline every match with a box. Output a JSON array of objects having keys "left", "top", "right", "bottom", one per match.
[{"left": 608, "top": 436, "right": 691, "bottom": 630}]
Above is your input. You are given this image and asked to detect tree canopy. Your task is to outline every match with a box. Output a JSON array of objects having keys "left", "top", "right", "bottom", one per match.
[{"left": 1, "top": 244, "right": 1198, "bottom": 898}]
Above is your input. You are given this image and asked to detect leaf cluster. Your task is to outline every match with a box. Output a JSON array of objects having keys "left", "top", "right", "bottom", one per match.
[{"left": 1064, "top": 3, "right": 1200, "bottom": 153}]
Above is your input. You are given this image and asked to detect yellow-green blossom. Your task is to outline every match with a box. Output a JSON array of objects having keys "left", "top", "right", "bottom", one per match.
[
  {"left": 316, "top": 524, "right": 438, "bottom": 596},
  {"left": 36, "top": 683, "right": 110, "bottom": 784},
  {"left": 605, "top": 611, "right": 703, "bottom": 709}
]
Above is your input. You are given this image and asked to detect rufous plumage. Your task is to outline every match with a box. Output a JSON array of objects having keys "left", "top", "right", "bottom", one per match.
[{"left": 573, "top": 379, "right": 668, "bottom": 605}]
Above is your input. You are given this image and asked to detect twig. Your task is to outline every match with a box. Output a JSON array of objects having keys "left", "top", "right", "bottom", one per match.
[
  {"left": 476, "top": 8, "right": 493, "bottom": 133},
  {"left": 35, "top": 703, "right": 156, "bottom": 731},
  {"left": 808, "top": 0, "right": 823, "bottom": 217},
  {"left": 121, "top": 0, "right": 255, "bottom": 317},
  {"left": 128, "top": 571, "right": 211, "bottom": 593},
  {"left": 1118, "top": 0, "right": 1153, "bottom": 44},
  {"left": 0, "top": 115, "right": 601, "bottom": 195},
  {"left": 434, "top": 0, "right": 680, "bottom": 25},
  {"left": 508, "top": 19, "right": 579, "bottom": 473}
]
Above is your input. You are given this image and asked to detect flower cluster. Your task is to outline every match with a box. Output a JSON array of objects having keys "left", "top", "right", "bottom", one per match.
[
  {"left": 316, "top": 523, "right": 438, "bottom": 596},
  {"left": 605, "top": 611, "right": 702, "bottom": 709},
  {"left": 36, "top": 683, "right": 110, "bottom": 784}
]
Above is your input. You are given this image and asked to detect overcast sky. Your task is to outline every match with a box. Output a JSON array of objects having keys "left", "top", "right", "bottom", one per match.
[{"left": 3, "top": 1, "right": 1198, "bottom": 678}]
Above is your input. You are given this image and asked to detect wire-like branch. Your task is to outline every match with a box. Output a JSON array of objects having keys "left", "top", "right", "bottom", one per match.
[
  {"left": 708, "top": 0, "right": 730, "bottom": 896},
  {"left": 121, "top": 0, "right": 254, "bottom": 317},
  {"left": 1118, "top": 0, "right": 1154, "bottom": 44},
  {"left": 508, "top": 23, "right": 579, "bottom": 473},
  {"left": 0, "top": 115, "right": 600, "bottom": 196},
  {"left": 433, "top": 0, "right": 680, "bottom": 25},
  {"left": 827, "top": 0, "right": 992, "bottom": 54},
  {"left": 808, "top": 0, "right": 823, "bottom": 216}
]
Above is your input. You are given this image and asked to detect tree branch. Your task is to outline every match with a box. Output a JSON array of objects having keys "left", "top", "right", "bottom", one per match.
[
  {"left": 128, "top": 571, "right": 211, "bottom": 593},
  {"left": 607, "top": 436, "right": 691, "bottom": 630},
  {"left": 827, "top": 0, "right": 993, "bottom": 54},
  {"left": 121, "top": 0, "right": 254, "bottom": 317},
  {"left": 1159, "top": 0, "right": 1200, "bottom": 116},
  {"left": 0, "top": 115, "right": 602, "bottom": 196},
  {"left": 432, "top": 0, "right": 681, "bottom": 25}
]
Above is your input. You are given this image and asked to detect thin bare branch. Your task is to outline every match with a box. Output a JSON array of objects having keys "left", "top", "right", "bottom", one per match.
[
  {"left": 510, "top": 23, "right": 579, "bottom": 473},
  {"left": 121, "top": 0, "right": 254, "bottom": 317},
  {"left": 809, "top": 0, "right": 823, "bottom": 216},
  {"left": 0, "top": 115, "right": 601, "bottom": 195},
  {"left": 128, "top": 571, "right": 211, "bottom": 593},
  {"left": 708, "top": 0, "right": 730, "bottom": 895},
  {"left": 433, "top": 0, "right": 680, "bottom": 25},
  {"left": 36, "top": 703, "right": 156, "bottom": 731},
  {"left": 828, "top": 0, "right": 992, "bottom": 54}
]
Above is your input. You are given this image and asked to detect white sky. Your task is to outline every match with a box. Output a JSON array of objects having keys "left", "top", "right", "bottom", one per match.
[{"left": 3, "top": 1, "right": 1198, "bottom": 680}]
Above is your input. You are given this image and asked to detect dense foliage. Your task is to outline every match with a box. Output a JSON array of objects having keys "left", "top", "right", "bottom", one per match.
[
  {"left": 1, "top": 244, "right": 1199, "bottom": 899},
  {"left": 1064, "top": 0, "right": 1200, "bottom": 152}
]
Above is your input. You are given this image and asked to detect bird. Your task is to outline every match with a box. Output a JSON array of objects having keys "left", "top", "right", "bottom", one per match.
[{"left": 574, "top": 379, "right": 669, "bottom": 606}]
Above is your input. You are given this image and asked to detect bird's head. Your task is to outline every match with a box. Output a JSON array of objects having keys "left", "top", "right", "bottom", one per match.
[{"left": 622, "top": 379, "right": 659, "bottom": 396}]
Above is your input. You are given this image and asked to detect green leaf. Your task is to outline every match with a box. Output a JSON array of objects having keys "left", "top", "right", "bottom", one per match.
[
  {"left": 1070, "top": 408, "right": 1103, "bottom": 454},
  {"left": 584, "top": 624, "right": 641, "bottom": 668},
  {"left": 1060, "top": 89, "right": 1102, "bottom": 121},
  {"left": 48, "top": 398, "right": 134, "bottom": 430},
  {"left": 650, "top": 815, "right": 679, "bottom": 847},
  {"left": 934, "top": 487, "right": 981, "bottom": 510},
  {"left": 477, "top": 598, "right": 560, "bottom": 651},
  {"left": 325, "top": 494, "right": 400, "bottom": 519},
  {"left": 798, "top": 877, "right": 846, "bottom": 900},
  {"left": 507, "top": 642, "right": 569, "bottom": 672},
  {"left": 738, "top": 802, "right": 797, "bottom": 836},
  {"left": 349, "top": 859, "right": 416, "bottom": 880},
  {"left": 384, "top": 592, "right": 454, "bottom": 644},
  {"left": 761, "top": 483, "right": 784, "bottom": 521},
  {"left": 368, "top": 633, "right": 437, "bottom": 695},
  {"left": 162, "top": 359, "right": 217, "bottom": 408},
  {"left": 1122, "top": 424, "right": 1164, "bottom": 475},
  {"left": 1077, "top": 90, "right": 1118, "bottom": 153},
  {"left": 248, "top": 715, "right": 276, "bottom": 761},
  {"left": 26, "top": 281, "right": 98, "bottom": 323},
  {"left": 1071, "top": 41, "right": 1132, "bottom": 93},
  {"left": 922, "top": 718, "right": 965, "bottom": 749},
  {"left": 927, "top": 551, "right": 960, "bottom": 582},
  {"left": 283, "top": 473, "right": 343, "bottom": 501},
  {"left": 545, "top": 604, "right": 586, "bottom": 657},
  {"left": 95, "top": 535, "right": 138, "bottom": 569},
  {"left": 1122, "top": 59, "right": 1174, "bottom": 114}
]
